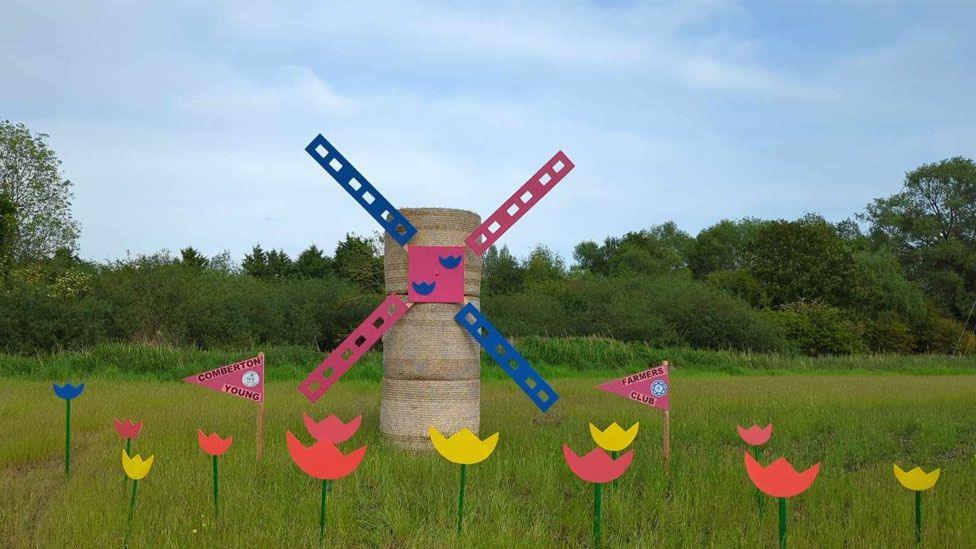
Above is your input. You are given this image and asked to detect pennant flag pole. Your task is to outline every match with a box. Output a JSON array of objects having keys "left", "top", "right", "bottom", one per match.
[
  {"left": 184, "top": 353, "right": 265, "bottom": 461},
  {"left": 256, "top": 400, "right": 265, "bottom": 462},
  {"left": 596, "top": 360, "right": 671, "bottom": 491}
]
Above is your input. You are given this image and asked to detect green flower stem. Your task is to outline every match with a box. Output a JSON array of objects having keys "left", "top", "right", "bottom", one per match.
[
  {"left": 125, "top": 479, "right": 138, "bottom": 546},
  {"left": 319, "top": 479, "right": 331, "bottom": 543},
  {"left": 124, "top": 439, "right": 131, "bottom": 485},
  {"left": 212, "top": 455, "right": 219, "bottom": 517},
  {"left": 610, "top": 451, "right": 618, "bottom": 489},
  {"left": 778, "top": 497, "right": 787, "bottom": 549},
  {"left": 457, "top": 463, "right": 467, "bottom": 536},
  {"left": 752, "top": 445, "right": 764, "bottom": 518},
  {"left": 64, "top": 399, "right": 71, "bottom": 478},
  {"left": 915, "top": 490, "right": 922, "bottom": 545},
  {"left": 594, "top": 483, "right": 603, "bottom": 549}
]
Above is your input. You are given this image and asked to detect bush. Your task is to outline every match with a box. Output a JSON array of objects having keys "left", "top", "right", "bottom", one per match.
[
  {"left": 704, "top": 269, "right": 766, "bottom": 307},
  {"left": 912, "top": 314, "right": 976, "bottom": 354},
  {"left": 864, "top": 313, "right": 916, "bottom": 354},
  {"left": 0, "top": 258, "right": 378, "bottom": 354},
  {"left": 485, "top": 274, "right": 786, "bottom": 352},
  {"left": 772, "top": 303, "right": 866, "bottom": 355},
  {"left": 0, "top": 282, "right": 108, "bottom": 354}
]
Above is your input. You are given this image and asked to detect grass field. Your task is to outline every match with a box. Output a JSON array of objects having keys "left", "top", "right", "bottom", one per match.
[{"left": 2, "top": 370, "right": 975, "bottom": 547}]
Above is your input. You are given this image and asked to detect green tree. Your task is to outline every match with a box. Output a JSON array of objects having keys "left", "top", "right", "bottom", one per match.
[
  {"left": 746, "top": 215, "right": 856, "bottom": 308},
  {"left": 242, "top": 244, "right": 269, "bottom": 278},
  {"left": 609, "top": 223, "right": 691, "bottom": 276},
  {"left": 483, "top": 245, "right": 524, "bottom": 295},
  {"left": 0, "top": 120, "right": 79, "bottom": 260},
  {"left": 333, "top": 233, "right": 382, "bottom": 292},
  {"left": 522, "top": 245, "right": 566, "bottom": 286},
  {"left": 295, "top": 245, "right": 334, "bottom": 279},
  {"left": 573, "top": 239, "right": 612, "bottom": 276},
  {"left": 0, "top": 192, "right": 15, "bottom": 279},
  {"left": 265, "top": 249, "right": 294, "bottom": 280},
  {"left": 862, "top": 157, "right": 976, "bottom": 319},
  {"left": 179, "top": 247, "right": 208, "bottom": 269},
  {"left": 687, "top": 218, "right": 764, "bottom": 277},
  {"left": 573, "top": 222, "right": 692, "bottom": 277}
]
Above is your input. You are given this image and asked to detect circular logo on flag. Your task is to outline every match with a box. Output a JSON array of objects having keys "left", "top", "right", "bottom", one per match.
[
  {"left": 650, "top": 379, "right": 668, "bottom": 398},
  {"left": 242, "top": 371, "right": 260, "bottom": 388}
]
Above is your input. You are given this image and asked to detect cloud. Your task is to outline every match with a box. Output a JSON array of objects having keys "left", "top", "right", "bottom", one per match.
[
  {"left": 1, "top": 1, "right": 974, "bottom": 264},
  {"left": 181, "top": 65, "right": 354, "bottom": 118}
]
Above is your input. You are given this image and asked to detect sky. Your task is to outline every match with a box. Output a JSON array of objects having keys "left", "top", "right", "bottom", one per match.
[{"left": 2, "top": 1, "right": 975, "bottom": 265}]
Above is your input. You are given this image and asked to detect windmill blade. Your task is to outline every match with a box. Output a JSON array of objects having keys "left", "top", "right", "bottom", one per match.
[
  {"left": 305, "top": 134, "right": 418, "bottom": 247},
  {"left": 454, "top": 302, "right": 559, "bottom": 412},
  {"left": 465, "top": 151, "right": 575, "bottom": 255},
  {"left": 298, "top": 294, "right": 412, "bottom": 402}
]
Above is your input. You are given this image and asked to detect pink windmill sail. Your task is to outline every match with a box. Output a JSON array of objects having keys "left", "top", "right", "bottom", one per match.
[
  {"left": 184, "top": 354, "right": 265, "bottom": 403},
  {"left": 596, "top": 361, "right": 670, "bottom": 411}
]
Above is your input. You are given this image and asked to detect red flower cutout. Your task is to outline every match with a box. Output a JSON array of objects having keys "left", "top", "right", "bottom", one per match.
[
  {"left": 286, "top": 431, "right": 367, "bottom": 480},
  {"left": 197, "top": 430, "right": 233, "bottom": 456},
  {"left": 113, "top": 419, "right": 143, "bottom": 440},
  {"left": 302, "top": 413, "right": 363, "bottom": 443},
  {"left": 744, "top": 452, "right": 820, "bottom": 498},
  {"left": 562, "top": 444, "right": 634, "bottom": 484},
  {"left": 736, "top": 424, "right": 773, "bottom": 446}
]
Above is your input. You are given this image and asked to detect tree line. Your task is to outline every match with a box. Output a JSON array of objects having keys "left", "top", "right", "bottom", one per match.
[{"left": 1, "top": 119, "right": 974, "bottom": 355}]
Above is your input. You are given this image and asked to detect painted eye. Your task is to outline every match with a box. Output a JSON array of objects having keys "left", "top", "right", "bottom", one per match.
[
  {"left": 411, "top": 281, "right": 436, "bottom": 295},
  {"left": 438, "top": 255, "right": 462, "bottom": 269}
]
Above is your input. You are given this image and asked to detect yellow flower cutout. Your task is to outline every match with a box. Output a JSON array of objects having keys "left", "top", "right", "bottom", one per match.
[
  {"left": 122, "top": 449, "right": 155, "bottom": 480},
  {"left": 428, "top": 426, "right": 499, "bottom": 465},
  {"left": 893, "top": 464, "right": 940, "bottom": 491},
  {"left": 589, "top": 422, "right": 639, "bottom": 452}
]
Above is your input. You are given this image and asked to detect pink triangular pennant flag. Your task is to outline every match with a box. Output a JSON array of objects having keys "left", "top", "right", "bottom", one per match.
[
  {"left": 597, "top": 361, "right": 670, "bottom": 411},
  {"left": 184, "top": 354, "right": 264, "bottom": 403}
]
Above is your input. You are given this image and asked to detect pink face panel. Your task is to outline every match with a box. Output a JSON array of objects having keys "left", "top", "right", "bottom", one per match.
[{"left": 407, "top": 246, "right": 465, "bottom": 303}]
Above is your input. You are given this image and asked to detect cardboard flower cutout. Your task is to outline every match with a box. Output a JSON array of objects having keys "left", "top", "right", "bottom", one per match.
[
  {"left": 744, "top": 452, "right": 820, "bottom": 498},
  {"left": 737, "top": 423, "right": 774, "bottom": 518},
  {"left": 736, "top": 424, "right": 773, "bottom": 446},
  {"left": 198, "top": 430, "right": 234, "bottom": 517},
  {"left": 563, "top": 445, "right": 634, "bottom": 484},
  {"left": 563, "top": 443, "right": 635, "bottom": 548},
  {"left": 302, "top": 413, "right": 362, "bottom": 444},
  {"left": 286, "top": 432, "right": 367, "bottom": 480},
  {"left": 286, "top": 430, "right": 367, "bottom": 542},
  {"left": 743, "top": 452, "right": 820, "bottom": 549},
  {"left": 429, "top": 426, "right": 500, "bottom": 535},
  {"left": 198, "top": 430, "right": 233, "bottom": 456},
  {"left": 429, "top": 427, "right": 499, "bottom": 465},
  {"left": 893, "top": 464, "right": 941, "bottom": 544},
  {"left": 114, "top": 419, "right": 144, "bottom": 485},
  {"left": 53, "top": 383, "right": 85, "bottom": 400},
  {"left": 53, "top": 383, "right": 85, "bottom": 477},
  {"left": 893, "top": 464, "right": 940, "bottom": 491},
  {"left": 114, "top": 419, "right": 143, "bottom": 440},
  {"left": 121, "top": 449, "right": 154, "bottom": 543},
  {"left": 589, "top": 422, "right": 639, "bottom": 453},
  {"left": 122, "top": 450, "right": 154, "bottom": 480}
]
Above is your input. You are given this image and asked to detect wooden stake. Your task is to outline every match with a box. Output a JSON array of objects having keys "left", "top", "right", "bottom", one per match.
[
  {"left": 256, "top": 352, "right": 266, "bottom": 462},
  {"left": 661, "top": 361, "right": 672, "bottom": 466},
  {"left": 662, "top": 409, "right": 671, "bottom": 473},
  {"left": 256, "top": 401, "right": 265, "bottom": 462},
  {"left": 661, "top": 360, "right": 672, "bottom": 492}
]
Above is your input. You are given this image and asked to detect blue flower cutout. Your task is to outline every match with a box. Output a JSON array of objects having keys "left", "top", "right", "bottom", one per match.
[
  {"left": 438, "top": 255, "right": 462, "bottom": 269},
  {"left": 53, "top": 383, "right": 85, "bottom": 401},
  {"left": 411, "top": 281, "right": 436, "bottom": 295}
]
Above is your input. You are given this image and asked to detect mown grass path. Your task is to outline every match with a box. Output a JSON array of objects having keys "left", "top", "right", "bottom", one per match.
[{"left": 1, "top": 375, "right": 974, "bottom": 547}]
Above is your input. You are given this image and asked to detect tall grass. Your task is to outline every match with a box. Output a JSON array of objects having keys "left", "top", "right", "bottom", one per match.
[
  {"left": 0, "top": 337, "right": 973, "bottom": 381},
  {"left": 1, "top": 375, "right": 974, "bottom": 546}
]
